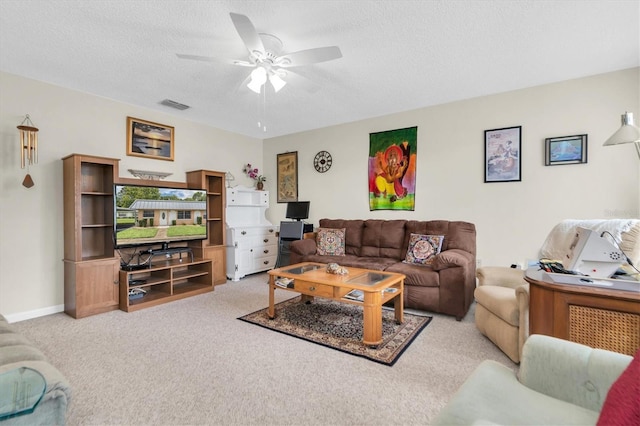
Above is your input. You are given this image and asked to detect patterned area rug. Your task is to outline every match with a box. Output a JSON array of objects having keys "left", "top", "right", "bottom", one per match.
[{"left": 238, "top": 296, "right": 432, "bottom": 366}]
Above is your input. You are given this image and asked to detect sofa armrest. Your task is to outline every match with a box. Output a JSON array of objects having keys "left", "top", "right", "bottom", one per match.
[
  {"left": 518, "top": 334, "right": 632, "bottom": 412},
  {"left": 477, "top": 266, "right": 525, "bottom": 289},
  {"left": 0, "top": 360, "right": 72, "bottom": 426},
  {"left": 515, "top": 283, "right": 529, "bottom": 360},
  {"left": 289, "top": 238, "right": 317, "bottom": 256},
  {"left": 430, "top": 249, "right": 472, "bottom": 271}
]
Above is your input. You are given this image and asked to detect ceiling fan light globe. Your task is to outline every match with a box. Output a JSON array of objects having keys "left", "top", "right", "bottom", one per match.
[
  {"left": 247, "top": 66, "right": 268, "bottom": 93},
  {"left": 269, "top": 74, "right": 287, "bottom": 92}
]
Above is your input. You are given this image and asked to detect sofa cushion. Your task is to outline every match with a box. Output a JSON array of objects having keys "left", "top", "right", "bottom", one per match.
[
  {"left": 316, "top": 228, "right": 346, "bottom": 256},
  {"left": 597, "top": 348, "right": 640, "bottom": 425},
  {"left": 386, "top": 261, "right": 440, "bottom": 287},
  {"left": 361, "top": 220, "right": 405, "bottom": 258},
  {"left": 318, "top": 219, "right": 364, "bottom": 256},
  {"left": 403, "top": 233, "right": 444, "bottom": 266},
  {"left": 404, "top": 220, "right": 476, "bottom": 259}
]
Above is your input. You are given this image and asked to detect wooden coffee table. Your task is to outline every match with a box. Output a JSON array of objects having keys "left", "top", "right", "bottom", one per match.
[{"left": 267, "top": 262, "right": 405, "bottom": 347}]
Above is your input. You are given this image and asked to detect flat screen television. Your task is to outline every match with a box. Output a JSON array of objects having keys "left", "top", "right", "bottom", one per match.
[
  {"left": 285, "top": 201, "right": 310, "bottom": 221},
  {"left": 563, "top": 227, "right": 624, "bottom": 278},
  {"left": 114, "top": 184, "right": 208, "bottom": 249}
]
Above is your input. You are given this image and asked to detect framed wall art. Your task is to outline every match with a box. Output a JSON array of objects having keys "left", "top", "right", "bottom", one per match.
[
  {"left": 277, "top": 151, "right": 298, "bottom": 203},
  {"left": 545, "top": 134, "right": 587, "bottom": 166},
  {"left": 126, "top": 117, "right": 175, "bottom": 161},
  {"left": 368, "top": 126, "right": 417, "bottom": 211},
  {"left": 484, "top": 126, "right": 521, "bottom": 183}
]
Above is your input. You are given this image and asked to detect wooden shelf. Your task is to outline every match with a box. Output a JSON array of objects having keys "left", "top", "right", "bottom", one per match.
[
  {"left": 186, "top": 170, "right": 227, "bottom": 285},
  {"left": 119, "top": 257, "right": 213, "bottom": 312}
]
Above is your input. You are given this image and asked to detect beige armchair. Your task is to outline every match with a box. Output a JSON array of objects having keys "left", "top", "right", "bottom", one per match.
[
  {"left": 475, "top": 219, "right": 640, "bottom": 364},
  {"left": 475, "top": 267, "right": 528, "bottom": 363}
]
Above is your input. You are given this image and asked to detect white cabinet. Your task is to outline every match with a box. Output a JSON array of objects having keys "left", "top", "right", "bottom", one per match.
[
  {"left": 226, "top": 225, "right": 277, "bottom": 280},
  {"left": 225, "top": 185, "right": 277, "bottom": 281}
]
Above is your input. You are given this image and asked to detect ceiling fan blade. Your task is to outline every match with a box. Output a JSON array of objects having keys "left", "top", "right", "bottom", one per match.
[
  {"left": 229, "top": 13, "right": 265, "bottom": 57},
  {"left": 176, "top": 54, "right": 254, "bottom": 67},
  {"left": 277, "top": 46, "right": 342, "bottom": 67}
]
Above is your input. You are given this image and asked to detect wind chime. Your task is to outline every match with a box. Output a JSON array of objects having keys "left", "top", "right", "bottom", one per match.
[{"left": 17, "top": 114, "right": 38, "bottom": 188}]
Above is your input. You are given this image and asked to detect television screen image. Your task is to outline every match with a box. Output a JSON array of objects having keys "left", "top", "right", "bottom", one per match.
[
  {"left": 285, "top": 201, "right": 310, "bottom": 221},
  {"left": 564, "top": 227, "right": 624, "bottom": 278},
  {"left": 114, "top": 184, "right": 208, "bottom": 248}
]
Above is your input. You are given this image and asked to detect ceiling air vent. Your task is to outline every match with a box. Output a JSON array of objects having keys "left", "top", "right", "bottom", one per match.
[{"left": 160, "top": 99, "right": 190, "bottom": 110}]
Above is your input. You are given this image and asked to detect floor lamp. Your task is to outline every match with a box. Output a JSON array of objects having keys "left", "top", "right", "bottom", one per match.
[{"left": 603, "top": 112, "right": 640, "bottom": 217}]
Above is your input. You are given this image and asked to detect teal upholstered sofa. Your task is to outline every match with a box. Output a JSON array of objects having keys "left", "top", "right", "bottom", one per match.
[
  {"left": 0, "top": 314, "right": 71, "bottom": 425},
  {"left": 432, "top": 334, "right": 636, "bottom": 425}
]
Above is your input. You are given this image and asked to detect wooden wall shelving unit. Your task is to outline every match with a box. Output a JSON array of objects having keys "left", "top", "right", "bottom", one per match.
[
  {"left": 63, "top": 155, "right": 225, "bottom": 318},
  {"left": 63, "top": 154, "right": 120, "bottom": 318},
  {"left": 186, "top": 170, "right": 227, "bottom": 285}
]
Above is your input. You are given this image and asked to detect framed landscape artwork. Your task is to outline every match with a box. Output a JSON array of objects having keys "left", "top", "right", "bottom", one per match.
[
  {"left": 277, "top": 151, "right": 298, "bottom": 203},
  {"left": 484, "top": 126, "right": 521, "bottom": 183},
  {"left": 126, "top": 117, "right": 175, "bottom": 161},
  {"left": 545, "top": 134, "right": 587, "bottom": 166}
]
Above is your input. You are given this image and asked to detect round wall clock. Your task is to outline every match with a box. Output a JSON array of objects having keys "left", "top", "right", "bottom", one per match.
[{"left": 313, "top": 151, "right": 332, "bottom": 173}]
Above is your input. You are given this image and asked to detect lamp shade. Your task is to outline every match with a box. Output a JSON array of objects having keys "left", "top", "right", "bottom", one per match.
[
  {"left": 247, "top": 67, "right": 267, "bottom": 93},
  {"left": 269, "top": 74, "right": 286, "bottom": 92},
  {"left": 603, "top": 112, "right": 640, "bottom": 146}
]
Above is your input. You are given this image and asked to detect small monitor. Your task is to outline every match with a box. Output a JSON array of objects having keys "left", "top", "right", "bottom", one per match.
[
  {"left": 285, "top": 201, "right": 310, "bottom": 221},
  {"left": 279, "top": 221, "right": 304, "bottom": 240},
  {"left": 563, "top": 227, "right": 624, "bottom": 278}
]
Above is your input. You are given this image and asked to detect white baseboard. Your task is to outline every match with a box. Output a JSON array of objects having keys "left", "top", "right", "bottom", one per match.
[{"left": 5, "top": 304, "right": 65, "bottom": 323}]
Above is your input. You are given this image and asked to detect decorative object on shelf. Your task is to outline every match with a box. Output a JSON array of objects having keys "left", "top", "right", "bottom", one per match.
[
  {"left": 126, "top": 116, "right": 174, "bottom": 161},
  {"left": 326, "top": 262, "right": 349, "bottom": 275},
  {"left": 127, "top": 169, "right": 173, "bottom": 180},
  {"left": 225, "top": 172, "right": 235, "bottom": 187},
  {"left": 484, "top": 126, "right": 522, "bottom": 183},
  {"left": 545, "top": 134, "right": 588, "bottom": 166},
  {"left": 314, "top": 150, "right": 333, "bottom": 173},
  {"left": 277, "top": 151, "right": 298, "bottom": 203},
  {"left": 369, "top": 127, "right": 417, "bottom": 211},
  {"left": 17, "top": 114, "right": 38, "bottom": 188},
  {"left": 243, "top": 163, "right": 266, "bottom": 189},
  {"left": 603, "top": 112, "right": 640, "bottom": 159}
]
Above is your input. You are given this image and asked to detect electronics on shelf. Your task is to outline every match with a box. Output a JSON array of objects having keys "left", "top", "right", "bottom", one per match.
[
  {"left": 285, "top": 201, "right": 310, "bottom": 221},
  {"left": 114, "top": 184, "right": 208, "bottom": 249}
]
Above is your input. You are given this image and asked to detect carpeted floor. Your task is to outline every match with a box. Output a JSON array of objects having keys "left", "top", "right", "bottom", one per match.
[
  {"left": 239, "top": 296, "right": 432, "bottom": 365},
  {"left": 9, "top": 273, "right": 515, "bottom": 425}
]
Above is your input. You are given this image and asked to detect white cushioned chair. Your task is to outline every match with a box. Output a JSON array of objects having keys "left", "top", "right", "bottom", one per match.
[
  {"left": 475, "top": 219, "right": 640, "bottom": 363},
  {"left": 431, "top": 334, "right": 636, "bottom": 425}
]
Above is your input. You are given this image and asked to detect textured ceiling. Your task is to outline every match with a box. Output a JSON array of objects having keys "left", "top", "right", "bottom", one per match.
[{"left": 1, "top": 0, "right": 638, "bottom": 139}]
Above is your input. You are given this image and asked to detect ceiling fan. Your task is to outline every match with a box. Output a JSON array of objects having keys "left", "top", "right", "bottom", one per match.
[{"left": 177, "top": 13, "right": 342, "bottom": 94}]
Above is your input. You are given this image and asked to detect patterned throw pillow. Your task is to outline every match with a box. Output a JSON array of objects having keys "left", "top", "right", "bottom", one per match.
[
  {"left": 316, "top": 228, "right": 346, "bottom": 256},
  {"left": 403, "top": 233, "right": 444, "bottom": 265}
]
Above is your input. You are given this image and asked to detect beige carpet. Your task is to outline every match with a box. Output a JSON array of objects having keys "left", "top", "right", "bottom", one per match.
[{"left": 11, "top": 273, "right": 515, "bottom": 425}]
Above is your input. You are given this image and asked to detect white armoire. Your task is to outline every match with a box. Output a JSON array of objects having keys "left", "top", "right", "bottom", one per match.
[{"left": 225, "top": 185, "right": 278, "bottom": 281}]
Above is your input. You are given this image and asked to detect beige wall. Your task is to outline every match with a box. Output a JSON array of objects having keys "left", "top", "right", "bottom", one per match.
[
  {"left": 0, "top": 71, "right": 262, "bottom": 319},
  {"left": 1, "top": 68, "right": 638, "bottom": 320},
  {"left": 263, "top": 68, "right": 640, "bottom": 268}
]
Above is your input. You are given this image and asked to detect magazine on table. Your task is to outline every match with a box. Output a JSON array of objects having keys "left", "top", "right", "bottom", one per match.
[
  {"left": 344, "top": 289, "right": 364, "bottom": 302},
  {"left": 275, "top": 277, "right": 294, "bottom": 288}
]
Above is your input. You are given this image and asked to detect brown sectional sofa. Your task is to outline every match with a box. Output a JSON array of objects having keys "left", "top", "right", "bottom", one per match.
[{"left": 289, "top": 219, "right": 477, "bottom": 320}]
